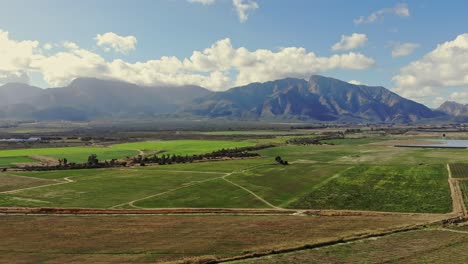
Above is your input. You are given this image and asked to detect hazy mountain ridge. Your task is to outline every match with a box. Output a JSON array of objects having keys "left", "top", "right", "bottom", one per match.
[
  {"left": 437, "top": 101, "right": 468, "bottom": 116},
  {"left": 0, "top": 75, "right": 448, "bottom": 123},
  {"left": 0, "top": 78, "right": 211, "bottom": 120}
]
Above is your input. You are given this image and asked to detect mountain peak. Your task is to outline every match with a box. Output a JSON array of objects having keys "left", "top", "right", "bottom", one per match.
[{"left": 437, "top": 101, "right": 468, "bottom": 116}]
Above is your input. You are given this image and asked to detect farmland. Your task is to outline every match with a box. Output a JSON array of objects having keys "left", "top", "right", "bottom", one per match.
[
  {"left": 291, "top": 164, "right": 452, "bottom": 213},
  {"left": 0, "top": 156, "right": 37, "bottom": 167},
  {"left": 449, "top": 163, "right": 468, "bottom": 178},
  {"left": 0, "top": 140, "right": 254, "bottom": 165},
  {"left": 238, "top": 229, "right": 468, "bottom": 263},
  {"left": 0, "top": 125, "right": 467, "bottom": 263},
  {"left": 0, "top": 214, "right": 441, "bottom": 263}
]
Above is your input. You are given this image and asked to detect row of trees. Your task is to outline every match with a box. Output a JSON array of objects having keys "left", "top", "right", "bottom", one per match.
[
  {"left": 21, "top": 144, "right": 276, "bottom": 171},
  {"left": 286, "top": 132, "right": 344, "bottom": 145},
  {"left": 132, "top": 144, "right": 276, "bottom": 166},
  {"left": 23, "top": 154, "right": 128, "bottom": 171}
]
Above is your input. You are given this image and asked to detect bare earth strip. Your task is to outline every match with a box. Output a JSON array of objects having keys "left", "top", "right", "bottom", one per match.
[{"left": 447, "top": 164, "right": 468, "bottom": 216}]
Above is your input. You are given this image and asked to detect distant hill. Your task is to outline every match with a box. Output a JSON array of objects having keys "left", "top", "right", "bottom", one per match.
[
  {"left": 188, "top": 75, "right": 440, "bottom": 123},
  {"left": 0, "top": 78, "right": 211, "bottom": 120},
  {"left": 0, "top": 75, "right": 445, "bottom": 123},
  {"left": 437, "top": 101, "right": 468, "bottom": 116}
]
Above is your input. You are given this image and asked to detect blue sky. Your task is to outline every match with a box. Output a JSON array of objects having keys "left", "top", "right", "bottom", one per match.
[{"left": 1, "top": 0, "right": 468, "bottom": 107}]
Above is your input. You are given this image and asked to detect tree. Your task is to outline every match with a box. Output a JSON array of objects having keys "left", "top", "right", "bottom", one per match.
[
  {"left": 275, "top": 156, "right": 289, "bottom": 166},
  {"left": 87, "top": 154, "right": 99, "bottom": 166},
  {"left": 275, "top": 156, "right": 282, "bottom": 164}
]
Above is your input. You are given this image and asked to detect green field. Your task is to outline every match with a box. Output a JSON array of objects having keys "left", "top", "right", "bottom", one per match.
[
  {"left": 133, "top": 178, "right": 266, "bottom": 208},
  {"left": 0, "top": 140, "right": 253, "bottom": 165},
  {"left": 291, "top": 164, "right": 452, "bottom": 213},
  {"left": 0, "top": 156, "right": 38, "bottom": 167},
  {"left": 200, "top": 130, "right": 309, "bottom": 135},
  {"left": 0, "top": 168, "right": 229, "bottom": 208},
  {"left": 0, "top": 137, "right": 461, "bottom": 213}
]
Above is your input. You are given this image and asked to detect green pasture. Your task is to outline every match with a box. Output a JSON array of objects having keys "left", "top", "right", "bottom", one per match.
[
  {"left": 0, "top": 168, "right": 227, "bottom": 208},
  {"left": 0, "top": 136, "right": 461, "bottom": 212},
  {"left": 291, "top": 164, "right": 452, "bottom": 213},
  {"left": 0, "top": 156, "right": 38, "bottom": 167},
  {"left": 0, "top": 140, "right": 254, "bottom": 166}
]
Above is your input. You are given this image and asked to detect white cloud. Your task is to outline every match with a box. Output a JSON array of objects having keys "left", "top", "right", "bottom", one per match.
[
  {"left": 0, "top": 29, "right": 40, "bottom": 72},
  {"left": 433, "top": 96, "right": 446, "bottom": 107},
  {"left": 0, "top": 29, "right": 375, "bottom": 91},
  {"left": 233, "top": 0, "right": 258, "bottom": 23},
  {"left": 188, "top": 0, "right": 216, "bottom": 5},
  {"left": 63, "top": 41, "right": 79, "bottom": 50},
  {"left": 332, "top": 33, "right": 368, "bottom": 51},
  {"left": 393, "top": 33, "right": 468, "bottom": 103},
  {"left": 449, "top": 90, "right": 468, "bottom": 104},
  {"left": 354, "top": 3, "right": 410, "bottom": 25},
  {"left": 95, "top": 32, "right": 137, "bottom": 54},
  {"left": 43, "top": 43, "right": 53, "bottom": 50},
  {"left": 391, "top": 42, "right": 419, "bottom": 57},
  {"left": 348, "top": 80, "right": 364, "bottom": 85}
]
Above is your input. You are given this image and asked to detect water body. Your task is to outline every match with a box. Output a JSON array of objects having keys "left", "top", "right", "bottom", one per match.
[{"left": 396, "top": 139, "right": 468, "bottom": 149}]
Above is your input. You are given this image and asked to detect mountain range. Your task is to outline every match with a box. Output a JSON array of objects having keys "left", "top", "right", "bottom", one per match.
[
  {"left": 0, "top": 75, "right": 455, "bottom": 123},
  {"left": 437, "top": 101, "right": 468, "bottom": 117}
]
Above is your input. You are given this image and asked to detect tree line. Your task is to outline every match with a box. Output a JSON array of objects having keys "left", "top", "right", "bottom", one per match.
[
  {"left": 131, "top": 144, "right": 275, "bottom": 166},
  {"left": 286, "top": 132, "right": 344, "bottom": 145},
  {"left": 21, "top": 144, "right": 276, "bottom": 171}
]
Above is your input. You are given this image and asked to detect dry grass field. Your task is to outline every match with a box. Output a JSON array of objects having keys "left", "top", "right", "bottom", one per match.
[
  {"left": 238, "top": 229, "right": 468, "bottom": 263},
  {"left": 0, "top": 214, "right": 439, "bottom": 263}
]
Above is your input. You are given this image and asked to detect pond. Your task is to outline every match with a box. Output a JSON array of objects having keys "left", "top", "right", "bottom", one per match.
[{"left": 395, "top": 139, "right": 468, "bottom": 149}]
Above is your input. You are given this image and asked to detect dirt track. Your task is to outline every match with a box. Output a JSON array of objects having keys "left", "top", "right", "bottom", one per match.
[{"left": 447, "top": 164, "right": 468, "bottom": 217}]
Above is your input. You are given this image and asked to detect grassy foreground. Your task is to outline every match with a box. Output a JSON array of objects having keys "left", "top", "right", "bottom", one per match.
[{"left": 0, "top": 214, "right": 436, "bottom": 263}]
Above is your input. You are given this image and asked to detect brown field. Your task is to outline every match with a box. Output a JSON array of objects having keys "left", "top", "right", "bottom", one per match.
[
  {"left": 0, "top": 214, "right": 439, "bottom": 263},
  {"left": 0, "top": 174, "right": 56, "bottom": 193},
  {"left": 449, "top": 163, "right": 468, "bottom": 178},
  {"left": 239, "top": 229, "right": 468, "bottom": 263}
]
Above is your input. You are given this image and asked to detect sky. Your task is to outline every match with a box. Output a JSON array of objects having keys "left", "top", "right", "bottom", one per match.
[{"left": 0, "top": 0, "right": 468, "bottom": 107}]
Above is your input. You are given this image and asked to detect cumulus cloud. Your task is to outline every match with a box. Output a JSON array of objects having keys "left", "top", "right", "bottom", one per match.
[
  {"left": 393, "top": 33, "right": 468, "bottom": 102},
  {"left": 354, "top": 3, "right": 410, "bottom": 25},
  {"left": 95, "top": 32, "right": 137, "bottom": 54},
  {"left": 332, "top": 33, "right": 368, "bottom": 51},
  {"left": 233, "top": 0, "right": 258, "bottom": 22},
  {"left": 391, "top": 42, "right": 419, "bottom": 57},
  {"left": 43, "top": 43, "right": 53, "bottom": 50},
  {"left": 0, "top": 29, "right": 375, "bottom": 91},
  {"left": 0, "top": 30, "right": 40, "bottom": 72},
  {"left": 188, "top": 0, "right": 216, "bottom": 5},
  {"left": 449, "top": 90, "right": 468, "bottom": 104}
]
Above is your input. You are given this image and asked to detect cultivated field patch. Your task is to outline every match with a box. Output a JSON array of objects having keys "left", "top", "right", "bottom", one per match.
[
  {"left": 0, "top": 174, "right": 57, "bottom": 193},
  {"left": 0, "top": 214, "right": 438, "bottom": 263},
  {"left": 0, "top": 168, "right": 225, "bottom": 208},
  {"left": 0, "top": 140, "right": 254, "bottom": 166},
  {"left": 0, "top": 156, "right": 38, "bottom": 167},
  {"left": 291, "top": 164, "right": 452, "bottom": 213},
  {"left": 449, "top": 163, "right": 468, "bottom": 178},
  {"left": 133, "top": 178, "right": 267, "bottom": 208},
  {"left": 238, "top": 229, "right": 468, "bottom": 264}
]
